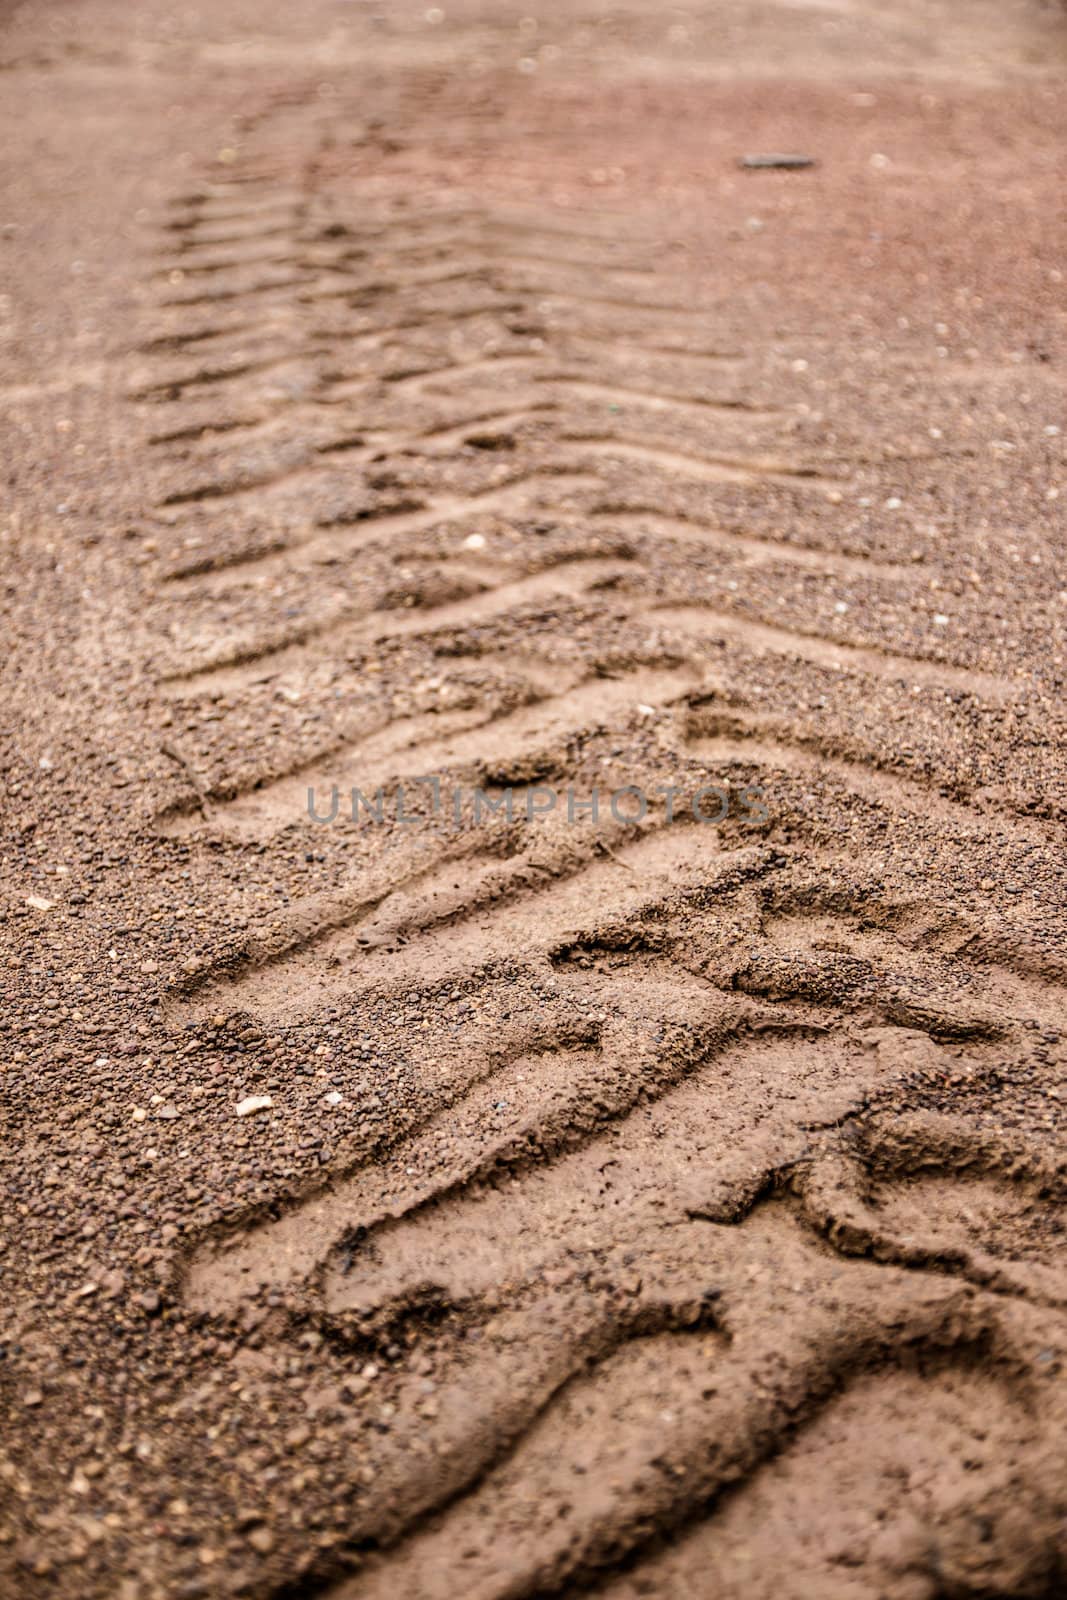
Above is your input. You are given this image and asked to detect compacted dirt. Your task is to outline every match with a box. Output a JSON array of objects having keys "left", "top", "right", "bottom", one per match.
[{"left": 2, "top": 1, "right": 1067, "bottom": 1595}]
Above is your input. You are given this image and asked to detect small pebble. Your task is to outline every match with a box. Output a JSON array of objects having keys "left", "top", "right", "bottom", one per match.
[
  {"left": 739, "top": 154, "right": 816, "bottom": 170},
  {"left": 235, "top": 1095, "right": 273, "bottom": 1118}
]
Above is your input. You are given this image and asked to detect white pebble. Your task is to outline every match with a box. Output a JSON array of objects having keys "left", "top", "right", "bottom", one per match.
[{"left": 235, "top": 1095, "right": 273, "bottom": 1118}]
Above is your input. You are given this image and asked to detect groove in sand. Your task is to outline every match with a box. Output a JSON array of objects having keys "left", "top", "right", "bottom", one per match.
[
  {"left": 654, "top": 604, "right": 1026, "bottom": 705},
  {"left": 161, "top": 469, "right": 602, "bottom": 590},
  {"left": 159, "top": 547, "right": 626, "bottom": 692},
  {"left": 162, "top": 663, "right": 698, "bottom": 837}
]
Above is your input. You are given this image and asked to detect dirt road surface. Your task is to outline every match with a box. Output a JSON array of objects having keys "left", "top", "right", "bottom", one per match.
[{"left": 2, "top": 0, "right": 1066, "bottom": 1595}]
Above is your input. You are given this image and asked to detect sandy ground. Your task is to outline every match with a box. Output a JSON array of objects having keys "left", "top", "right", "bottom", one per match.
[{"left": 2, "top": 1, "right": 1066, "bottom": 1596}]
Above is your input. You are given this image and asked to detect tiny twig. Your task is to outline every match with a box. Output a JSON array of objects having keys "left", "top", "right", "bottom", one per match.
[
  {"left": 161, "top": 742, "right": 212, "bottom": 820},
  {"left": 595, "top": 838, "right": 642, "bottom": 875}
]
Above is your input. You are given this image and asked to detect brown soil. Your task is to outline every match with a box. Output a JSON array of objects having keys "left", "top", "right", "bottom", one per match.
[{"left": 2, "top": 1, "right": 1066, "bottom": 1596}]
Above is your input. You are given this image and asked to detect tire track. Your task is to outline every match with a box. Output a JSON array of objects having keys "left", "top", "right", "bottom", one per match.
[
  {"left": 682, "top": 709, "right": 1056, "bottom": 846},
  {"left": 160, "top": 661, "right": 698, "bottom": 838},
  {"left": 593, "top": 505, "right": 909, "bottom": 579},
  {"left": 174, "top": 828, "right": 769, "bottom": 1023},
  {"left": 135, "top": 195, "right": 835, "bottom": 589},
  {"left": 653, "top": 603, "right": 1027, "bottom": 706},
  {"left": 585, "top": 1356, "right": 1061, "bottom": 1600},
  {"left": 188, "top": 900, "right": 1044, "bottom": 1318},
  {"left": 330, "top": 1290, "right": 1062, "bottom": 1600},
  {"left": 156, "top": 538, "right": 619, "bottom": 689},
  {"left": 129, "top": 118, "right": 1067, "bottom": 1600},
  {"left": 176, "top": 947, "right": 1065, "bottom": 1599}
]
